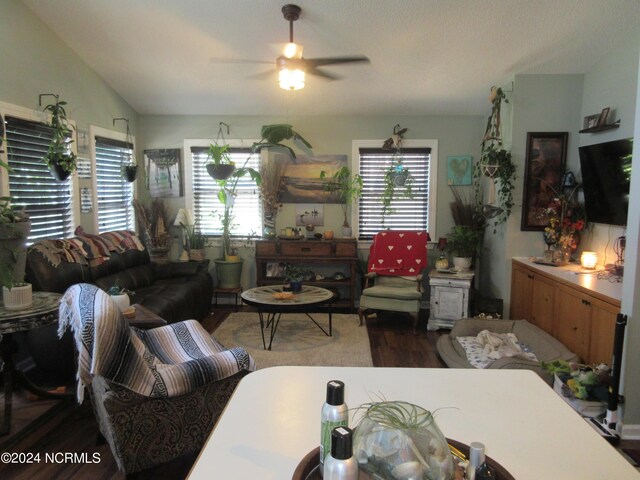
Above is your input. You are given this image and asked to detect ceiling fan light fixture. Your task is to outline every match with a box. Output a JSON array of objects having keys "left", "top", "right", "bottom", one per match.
[
  {"left": 279, "top": 67, "right": 305, "bottom": 90},
  {"left": 283, "top": 42, "right": 303, "bottom": 59}
]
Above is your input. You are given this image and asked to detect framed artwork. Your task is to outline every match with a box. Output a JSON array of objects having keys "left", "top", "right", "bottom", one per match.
[
  {"left": 278, "top": 154, "right": 347, "bottom": 203},
  {"left": 446, "top": 155, "right": 473, "bottom": 185},
  {"left": 521, "top": 132, "right": 568, "bottom": 231},
  {"left": 295, "top": 204, "right": 324, "bottom": 226},
  {"left": 597, "top": 107, "right": 610, "bottom": 126},
  {"left": 583, "top": 114, "right": 600, "bottom": 129},
  {"left": 144, "top": 148, "right": 183, "bottom": 197}
]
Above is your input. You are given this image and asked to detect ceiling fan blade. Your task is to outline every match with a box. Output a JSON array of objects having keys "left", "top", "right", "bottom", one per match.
[
  {"left": 246, "top": 69, "right": 276, "bottom": 80},
  {"left": 307, "top": 67, "right": 342, "bottom": 81},
  {"left": 304, "top": 56, "right": 370, "bottom": 68},
  {"left": 210, "top": 57, "right": 274, "bottom": 65}
]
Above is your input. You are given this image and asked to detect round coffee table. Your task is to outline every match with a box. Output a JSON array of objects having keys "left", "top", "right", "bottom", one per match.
[{"left": 241, "top": 285, "right": 335, "bottom": 350}]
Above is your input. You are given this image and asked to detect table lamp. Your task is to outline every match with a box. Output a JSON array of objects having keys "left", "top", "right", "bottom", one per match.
[{"left": 174, "top": 208, "right": 194, "bottom": 262}]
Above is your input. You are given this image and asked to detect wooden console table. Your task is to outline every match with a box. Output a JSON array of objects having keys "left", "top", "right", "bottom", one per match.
[
  {"left": 255, "top": 239, "right": 358, "bottom": 311},
  {"left": 510, "top": 257, "right": 621, "bottom": 364}
]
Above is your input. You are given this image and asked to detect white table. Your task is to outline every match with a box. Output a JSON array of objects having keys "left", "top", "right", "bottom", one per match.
[
  {"left": 187, "top": 367, "right": 639, "bottom": 479},
  {"left": 428, "top": 269, "right": 474, "bottom": 330}
]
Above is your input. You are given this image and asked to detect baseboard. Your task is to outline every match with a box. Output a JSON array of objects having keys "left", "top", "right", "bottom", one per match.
[{"left": 620, "top": 423, "right": 640, "bottom": 439}]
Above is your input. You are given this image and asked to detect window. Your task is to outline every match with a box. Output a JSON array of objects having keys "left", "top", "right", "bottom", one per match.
[
  {"left": 2, "top": 112, "right": 77, "bottom": 243},
  {"left": 93, "top": 132, "right": 135, "bottom": 233},
  {"left": 185, "top": 141, "right": 262, "bottom": 237},
  {"left": 353, "top": 140, "right": 438, "bottom": 240}
]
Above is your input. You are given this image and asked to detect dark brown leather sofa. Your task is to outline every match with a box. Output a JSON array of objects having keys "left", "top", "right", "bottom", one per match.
[
  {"left": 26, "top": 231, "right": 213, "bottom": 324},
  {"left": 23, "top": 231, "right": 213, "bottom": 384}
]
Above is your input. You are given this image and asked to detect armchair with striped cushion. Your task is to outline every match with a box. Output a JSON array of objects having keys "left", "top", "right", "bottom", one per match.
[{"left": 59, "top": 283, "right": 255, "bottom": 474}]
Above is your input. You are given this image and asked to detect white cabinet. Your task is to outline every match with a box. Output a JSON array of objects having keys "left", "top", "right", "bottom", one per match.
[{"left": 428, "top": 270, "right": 474, "bottom": 330}]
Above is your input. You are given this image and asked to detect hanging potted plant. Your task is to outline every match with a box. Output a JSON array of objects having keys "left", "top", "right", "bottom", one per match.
[
  {"left": 206, "top": 143, "right": 236, "bottom": 180},
  {"left": 320, "top": 166, "right": 363, "bottom": 237},
  {"left": 380, "top": 124, "right": 415, "bottom": 226},
  {"left": 476, "top": 86, "right": 516, "bottom": 230},
  {"left": 42, "top": 96, "right": 77, "bottom": 181},
  {"left": 113, "top": 117, "right": 138, "bottom": 182}
]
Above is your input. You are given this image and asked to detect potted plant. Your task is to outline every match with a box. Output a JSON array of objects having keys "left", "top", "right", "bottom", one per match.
[
  {"left": 211, "top": 145, "right": 261, "bottom": 289},
  {"left": 206, "top": 143, "right": 235, "bottom": 180},
  {"left": 1, "top": 203, "right": 31, "bottom": 310},
  {"left": 320, "top": 166, "right": 363, "bottom": 237},
  {"left": 380, "top": 124, "right": 414, "bottom": 226},
  {"left": 283, "top": 263, "right": 309, "bottom": 293},
  {"left": 42, "top": 96, "right": 77, "bottom": 181},
  {"left": 445, "top": 225, "right": 481, "bottom": 271},
  {"left": 188, "top": 230, "right": 209, "bottom": 261},
  {"left": 476, "top": 86, "right": 516, "bottom": 230}
]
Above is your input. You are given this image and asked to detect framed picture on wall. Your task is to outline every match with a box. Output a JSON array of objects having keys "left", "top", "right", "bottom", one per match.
[
  {"left": 144, "top": 148, "right": 183, "bottom": 198},
  {"left": 521, "top": 132, "right": 568, "bottom": 231},
  {"left": 446, "top": 155, "right": 473, "bottom": 185}
]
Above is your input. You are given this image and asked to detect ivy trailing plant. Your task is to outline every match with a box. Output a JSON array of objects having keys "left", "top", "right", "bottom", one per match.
[
  {"left": 380, "top": 124, "right": 414, "bottom": 226},
  {"left": 42, "top": 96, "right": 77, "bottom": 178},
  {"left": 475, "top": 86, "right": 516, "bottom": 232}
]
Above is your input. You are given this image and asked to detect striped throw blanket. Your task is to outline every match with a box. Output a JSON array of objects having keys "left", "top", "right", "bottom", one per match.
[{"left": 59, "top": 284, "right": 255, "bottom": 402}]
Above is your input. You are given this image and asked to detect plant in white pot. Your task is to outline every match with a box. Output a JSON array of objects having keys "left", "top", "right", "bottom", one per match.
[
  {"left": 445, "top": 225, "right": 481, "bottom": 271},
  {"left": 320, "top": 166, "right": 363, "bottom": 237},
  {"left": 1, "top": 172, "right": 32, "bottom": 309}
]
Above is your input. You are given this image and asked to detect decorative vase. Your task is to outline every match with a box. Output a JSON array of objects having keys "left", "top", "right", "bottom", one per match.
[
  {"left": 342, "top": 226, "right": 353, "bottom": 238},
  {"left": 2, "top": 282, "right": 33, "bottom": 310},
  {"left": 552, "top": 246, "right": 571, "bottom": 265},
  {"left": 353, "top": 401, "right": 454, "bottom": 480},
  {"left": 122, "top": 165, "right": 138, "bottom": 182},
  {"left": 110, "top": 293, "right": 130, "bottom": 312},
  {"left": 206, "top": 163, "right": 235, "bottom": 180},
  {"left": 289, "top": 280, "right": 302, "bottom": 293},
  {"left": 452, "top": 256, "right": 472, "bottom": 272},
  {"left": 324, "top": 230, "right": 334, "bottom": 239}
]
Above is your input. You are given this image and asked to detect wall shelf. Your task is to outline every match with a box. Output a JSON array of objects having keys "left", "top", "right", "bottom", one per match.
[{"left": 579, "top": 120, "right": 620, "bottom": 134}]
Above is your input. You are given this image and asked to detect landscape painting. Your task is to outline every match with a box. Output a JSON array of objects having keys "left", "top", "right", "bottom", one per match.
[{"left": 278, "top": 154, "right": 347, "bottom": 204}]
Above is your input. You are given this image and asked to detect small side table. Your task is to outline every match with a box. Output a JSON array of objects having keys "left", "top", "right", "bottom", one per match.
[
  {"left": 128, "top": 304, "right": 168, "bottom": 329},
  {"left": 0, "top": 291, "right": 72, "bottom": 436},
  {"left": 428, "top": 269, "right": 474, "bottom": 331},
  {"left": 214, "top": 287, "right": 243, "bottom": 312}
]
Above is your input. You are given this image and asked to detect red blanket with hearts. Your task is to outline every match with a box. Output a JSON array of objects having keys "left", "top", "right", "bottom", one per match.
[{"left": 367, "top": 231, "right": 429, "bottom": 276}]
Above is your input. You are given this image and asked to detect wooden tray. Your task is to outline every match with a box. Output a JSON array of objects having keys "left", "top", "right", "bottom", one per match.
[{"left": 292, "top": 439, "right": 515, "bottom": 480}]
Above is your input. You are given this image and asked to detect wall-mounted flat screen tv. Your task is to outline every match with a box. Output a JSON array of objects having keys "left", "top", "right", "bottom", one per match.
[{"left": 578, "top": 137, "right": 633, "bottom": 226}]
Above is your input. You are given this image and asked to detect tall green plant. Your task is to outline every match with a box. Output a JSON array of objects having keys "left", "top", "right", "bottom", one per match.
[{"left": 320, "top": 166, "right": 363, "bottom": 228}]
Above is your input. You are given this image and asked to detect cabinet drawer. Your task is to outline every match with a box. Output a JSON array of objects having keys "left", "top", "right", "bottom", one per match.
[
  {"left": 335, "top": 240, "right": 357, "bottom": 257},
  {"left": 255, "top": 241, "right": 278, "bottom": 256},
  {"left": 281, "top": 242, "right": 332, "bottom": 256}
]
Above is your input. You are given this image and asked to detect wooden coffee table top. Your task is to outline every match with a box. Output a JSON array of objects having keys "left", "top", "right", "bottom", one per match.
[{"left": 128, "top": 304, "right": 167, "bottom": 329}]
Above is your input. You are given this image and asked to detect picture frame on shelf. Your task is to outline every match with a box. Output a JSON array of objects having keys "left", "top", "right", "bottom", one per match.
[
  {"left": 583, "top": 114, "right": 600, "bottom": 129},
  {"left": 521, "top": 132, "right": 568, "bottom": 231},
  {"left": 597, "top": 107, "right": 611, "bottom": 126}
]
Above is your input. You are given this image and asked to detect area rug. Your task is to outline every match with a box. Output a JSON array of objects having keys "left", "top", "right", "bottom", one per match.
[{"left": 213, "top": 312, "right": 373, "bottom": 369}]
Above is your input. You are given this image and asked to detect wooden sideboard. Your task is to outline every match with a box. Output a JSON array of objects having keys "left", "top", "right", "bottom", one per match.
[
  {"left": 255, "top": 239, "right": 358, "bottom": 311},
  {"left": 510, "top": 258, "right": 621, "bottom": 365}
]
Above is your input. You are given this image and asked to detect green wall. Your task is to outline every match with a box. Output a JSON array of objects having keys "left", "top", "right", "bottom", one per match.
[{"left": 0, "top": 0, "right": 138, "bottom": 232}]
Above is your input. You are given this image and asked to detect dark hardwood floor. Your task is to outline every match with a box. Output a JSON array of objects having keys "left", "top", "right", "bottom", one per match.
[{"left": 0, "top": 307, "right": 636, "bottom": 479}]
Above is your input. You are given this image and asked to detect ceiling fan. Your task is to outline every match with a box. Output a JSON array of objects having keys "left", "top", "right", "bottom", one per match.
[{"left": 211, "top": 4, "right": 370, "bottom": 90}]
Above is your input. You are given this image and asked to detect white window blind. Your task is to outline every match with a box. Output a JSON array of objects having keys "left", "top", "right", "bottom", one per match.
[
  {"left": 95, "top": 136, "right": 135, "bottom": 233},
  {"left": 4, "top": 116, "right": 74, "bottom": 242},
  {"left": 190, "top": 147, "right": 262, "bottom": 237},
  {"left": 358, "top": 147, "right": 431, "bottom": 240}
]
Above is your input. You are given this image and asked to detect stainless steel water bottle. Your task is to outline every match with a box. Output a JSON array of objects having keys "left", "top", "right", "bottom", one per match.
[{"left": 320, "top": 380, "right": 348, "bottom": 477}]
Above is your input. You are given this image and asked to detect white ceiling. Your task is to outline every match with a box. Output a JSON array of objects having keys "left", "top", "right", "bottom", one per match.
[{"left": 22, "top": 0, "right": 640, "bottom": 117}]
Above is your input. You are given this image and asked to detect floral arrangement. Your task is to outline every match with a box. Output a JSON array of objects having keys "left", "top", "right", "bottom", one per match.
[
  {"left": 542, "top": 360, "right": 609, "bottom": 401},
  {"left": 540, "top": 186, "right": 586, "bottom": 252}
]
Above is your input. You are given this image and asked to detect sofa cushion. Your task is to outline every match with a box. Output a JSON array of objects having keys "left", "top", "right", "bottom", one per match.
[
  {"left": 362, "top": 285, "right": 422, "bottom": 300},
  {"left": 93, "top": 264, "right": 156, "bottom": 292}
]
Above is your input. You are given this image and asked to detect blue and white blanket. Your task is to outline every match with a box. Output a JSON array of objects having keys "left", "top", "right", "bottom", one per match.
[{"left": 59, "top": 283, "right": 255, "bottom": 402}]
